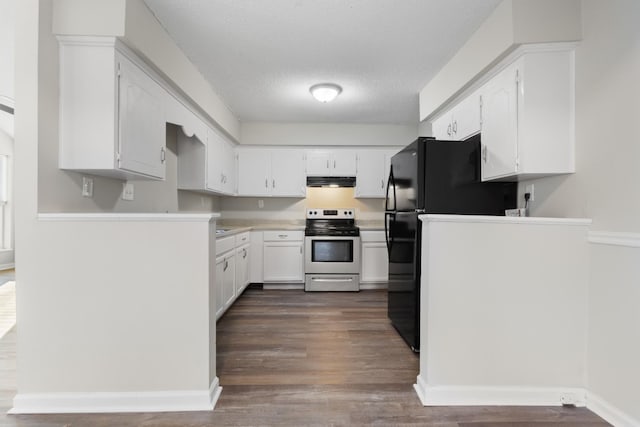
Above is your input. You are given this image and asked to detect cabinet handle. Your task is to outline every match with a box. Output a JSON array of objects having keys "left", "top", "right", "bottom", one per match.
[
  {"left": 447, "top": 124, "right": 452, "bottom": 136},
  {"left": 452, "top": 120, "right": 457, "bottom": 134},
  {"left": 221, "top": 173, "right": 224, "bottom": 183},
  {"left": 223, "top": 259, "right": 228, "bottom": 271},
  {"left": 265, "top": 178, "right": 268, "bottom": 188},
  {"left": 278, "top": 234, "right": 288, "bottom": 238},
  {"left": 300, "top": 246, "right": 302, "bottom": 254},
  {"left": 272, "top": 178, "right": 275, "bottom": 188},
  {"left": 482, "top": 145, "right": 488, "bottom": 163},
  {"left": 243, "top": 248, "right": 247, "bottom": 259},
  {"left": 333, "top": 160, "right": 336, "bottom": 169},
  {"left": 326, "top": 160, "right": 329, "bottom": 169},
  {"left": 160, "top": 147, "right": 166, "bottom": 163}
]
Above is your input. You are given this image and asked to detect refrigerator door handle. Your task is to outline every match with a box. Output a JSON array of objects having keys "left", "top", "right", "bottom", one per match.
[
  {"left": 384, "top": 212, "right": 394, "bottom": 255},
  {"left": 385, "top": 167, "right": 396, "bottom": 212}
]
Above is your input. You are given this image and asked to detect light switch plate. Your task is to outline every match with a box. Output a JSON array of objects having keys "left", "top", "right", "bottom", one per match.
[{"left": 122, "top": 182, "right": 134, "bottom": 201}]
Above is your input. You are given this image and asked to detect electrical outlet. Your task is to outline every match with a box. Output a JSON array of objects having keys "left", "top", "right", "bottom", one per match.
[
  {"left": 121, "top": 182, "right": 134, "bottom": 201},
  {"left": 81, "top": 177, "right": 93, "bottom": 198},
  {"left": 525, "top": 184, "right": 535, "bottom": 201},
  {"left": 258, "top": 199, "right": 264, "bottom": 209}
]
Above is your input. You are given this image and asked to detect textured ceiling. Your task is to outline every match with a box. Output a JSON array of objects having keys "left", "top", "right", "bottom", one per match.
[{"left": 144, "top": 0, "right": 501, "bottom": 124}]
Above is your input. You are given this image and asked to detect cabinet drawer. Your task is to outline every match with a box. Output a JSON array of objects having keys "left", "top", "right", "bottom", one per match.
[
  {"left": 216, "top": 236, "right": 235, "bottom": 255},
  {"left": 263, "top": 230, "right": 304, "bottom": 242},
  {"left": 235, "top": 232, "right": 251, "bottom": 246},
  {"left": 360, "top": 230, "right": 385, "bottom": 243}
]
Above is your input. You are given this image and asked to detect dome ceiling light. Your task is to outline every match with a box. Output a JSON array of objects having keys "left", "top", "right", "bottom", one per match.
[{"left": 309, "top": 83, "right": 342, "bottom": 103}]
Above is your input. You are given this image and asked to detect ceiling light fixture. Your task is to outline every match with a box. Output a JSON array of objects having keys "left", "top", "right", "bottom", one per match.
[{"left": 309, "top": 83, "right": 342, "bottom": 103}]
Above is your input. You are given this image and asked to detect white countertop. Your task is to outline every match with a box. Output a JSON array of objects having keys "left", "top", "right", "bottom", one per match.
[
  {"left": 38, "top": 212, "right": 220, "bottom": 222},
  {"left": 419, "top": 214, "right": 592, "bottom": 226}
]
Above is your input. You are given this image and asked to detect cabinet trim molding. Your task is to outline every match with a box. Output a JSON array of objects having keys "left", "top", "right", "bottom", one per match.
[{"left": 588, "top": 231, "right": 640, "bottom": 248}]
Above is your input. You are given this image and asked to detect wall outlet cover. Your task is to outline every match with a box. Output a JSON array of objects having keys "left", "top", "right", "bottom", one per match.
[
  {"left": 81, "top": 177, "right": 93, "bottom": 198},
  {"left": 122, "top": 182, "right": 134, "bottom": 201}
]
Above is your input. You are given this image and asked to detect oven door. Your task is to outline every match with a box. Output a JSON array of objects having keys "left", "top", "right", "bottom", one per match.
[{"left": 304, "top": 236, "right": 360, "bottom": 274}]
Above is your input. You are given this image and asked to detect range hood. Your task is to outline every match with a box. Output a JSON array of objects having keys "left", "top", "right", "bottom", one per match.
[{"left": 306, "top": 176, "right": 356, "bottom": 188}]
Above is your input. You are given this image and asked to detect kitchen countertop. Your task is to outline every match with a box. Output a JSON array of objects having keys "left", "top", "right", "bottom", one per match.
[{"left": 215, "top": 220, "right": 305, "bottom": 237}]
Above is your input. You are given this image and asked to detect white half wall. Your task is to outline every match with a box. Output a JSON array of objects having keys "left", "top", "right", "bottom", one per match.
[
  {"left": 11, "top": 214, "right": 220, "bottom": 413},
  {"left": 417, "top": 215, "right": 591, "bottom": 406},
  {"left": 586, "top": 234, "right": 640, "bottom": 427}
]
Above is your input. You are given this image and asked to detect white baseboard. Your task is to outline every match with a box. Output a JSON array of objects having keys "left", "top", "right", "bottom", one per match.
[
  {"left": 414, "top": 375, "right": 586, "bottom": 407},
  {"left": 0, "top": 262, "right": 15, "bottom": 271},
  {"left": 263, "top": 283, "right": 304, "bottom": 290},
  {"left": 587, "top": 391, "right": 640, "bottom": 427},
  {"left": 9, "top": 378, "right": 222, "bottom": 414},
  {"left": 359, "top": 282, "right": 388, "bottom": 290}
]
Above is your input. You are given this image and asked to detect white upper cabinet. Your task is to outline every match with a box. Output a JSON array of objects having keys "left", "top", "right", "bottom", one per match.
[
  {"left": 306, "top": 150, "right": 357, "bottom": 176},
  {"left": 480, "top": 49, "right": 575, "bottom": 181},
  {"left": 177, "top": 125, "right": 236, "bottom": 196},
  {"left": 207, "top": 128, "right": 236, "bottom": 195},
  {"left": 58, "top": 37, "right": 167, "bottom": 180},
  {"left": 237, "top": 148, "right": 306, "bottom": 197},
  {"left": 432, "top": 88, "right": 482, "bottom": 141},
  {"left": 355, "top": 149, "right": 398, "bottom": 198}
]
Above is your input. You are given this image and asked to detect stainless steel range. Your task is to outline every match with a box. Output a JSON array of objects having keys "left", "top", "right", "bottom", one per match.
[{"left": 304, "top": 208, "right": 360, "bottom": 292}]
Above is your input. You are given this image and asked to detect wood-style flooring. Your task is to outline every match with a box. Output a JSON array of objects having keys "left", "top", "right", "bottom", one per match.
[{"left": 0, "top": 287, "right": 609, "bottom": 426}]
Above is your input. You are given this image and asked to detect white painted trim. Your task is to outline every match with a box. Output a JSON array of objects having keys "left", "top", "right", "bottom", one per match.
[
  {"left": 0, "top": 262, "right": 15, "bottom": 271},
  {"left": 587, "top": 391, "right": 640, "bottom": 427},
  {"left": 37, "top": 213, "right": 220, "bottom": 222},
  {"left": 9, "top": 381, "right": 222, "bottom": 414},
  {"left": 419, "top": 214, "right": 592, "bottom": 226},
  {"left": 414, "top": 376, "right": 587, "bottom": 407},
  {"left": 588, "top": 231, "right": 640, "bottom": 248},
  {"left": 209, "top": 377, "right": 222, "bottom": 410}
]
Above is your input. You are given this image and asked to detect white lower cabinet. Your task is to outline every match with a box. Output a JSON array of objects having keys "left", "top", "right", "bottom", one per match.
[
  {"left": 263, "top": 231, "right": 304, "bottom": 282},
  {"left": 215, "top": 232, "right": 250, "bottom": 320},
  {"left": 235, "top": 244, "right": 250, "bottom": 295},
  {"left": 360, "top": 231, "right": 389, "bottom": 283}
]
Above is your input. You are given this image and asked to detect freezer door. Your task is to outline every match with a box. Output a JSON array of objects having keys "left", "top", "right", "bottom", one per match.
[
  {"left": 390, "top": 141, "right": 421, "bottom": 212},
  {"left": 387, "top": 211, "right": 420, "bottom": 351}
]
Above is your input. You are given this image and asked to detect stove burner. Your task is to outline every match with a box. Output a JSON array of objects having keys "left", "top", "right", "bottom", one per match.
[{"left": 305, "top": 208, "right": 359, "bottom": 237}]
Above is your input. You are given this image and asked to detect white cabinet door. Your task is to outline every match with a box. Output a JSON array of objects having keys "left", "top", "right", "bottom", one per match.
[
  {"left": 206, "top": 128, "right": 225, "bottom": 192},
  {"left": 263, "top": 242, "right": 304, "bottom": 282},
  {"left": 355, "top": 150, "right": 386, "bottom": 198},
  {"left": 271, "top": 150, "right": 306, "bottom": 197},
  {"left": 235, "top": 244, "right": 250, "bottom": 294},
  {"left": 222, "top": 251, "right": 236, "bottom": 310},
  {"left": 117, "top": 55, "right": 166, "bottom": 179},
  {"left": 332, "top": 151, "right": 357, "bottom": 176},
  {"left": 361, "top": 242, "right": 389, "bottom": 283},
  {"left": 223, "top": 142, "right": 236, "bottom": 194},
  {"left": 249, "top": 231, "right": 264, "bottom": 283},
  {"left": 306, "top": 151, "right": 331, "bottom": 176},
  {"left": 481, "top": 61, "right": 519, "bottom": 181},
  {"left": 432, "top": 112, "right": 453, "bottom": 140},
  {"left": 215, "top": 254, "right": 225, "bottom": 320},
  {"left": 237, "top": 149, "right": 271, "bottom": 196},
  {"left": 452, "top": 90, "right": 482, "bottom": 141}
]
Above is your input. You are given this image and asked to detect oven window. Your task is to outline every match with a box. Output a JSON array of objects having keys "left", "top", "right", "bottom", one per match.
[{"left": 311, "top": 240, "right": 353, "bottom": 263}]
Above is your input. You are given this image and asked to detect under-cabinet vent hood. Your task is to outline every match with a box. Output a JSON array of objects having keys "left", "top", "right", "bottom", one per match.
[{"left": 306, "top": 176, "right": 356, "bottom": 188}]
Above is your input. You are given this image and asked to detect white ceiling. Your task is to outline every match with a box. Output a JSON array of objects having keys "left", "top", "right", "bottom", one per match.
[{"left": 144, "top": 0, "right": 501, "bottom": 125}]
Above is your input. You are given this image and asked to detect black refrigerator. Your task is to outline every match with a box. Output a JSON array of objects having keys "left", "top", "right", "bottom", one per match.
[{"left": 385, "top": 135, "right": 517, "bottom": 352}]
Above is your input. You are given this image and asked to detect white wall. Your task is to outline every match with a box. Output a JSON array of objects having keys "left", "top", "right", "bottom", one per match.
[
  {"left": 220, "top": 187, "right": 385, "bottom": 223},
  {"left": 240, "top": 122, "right": 416, "bottom": 146}
]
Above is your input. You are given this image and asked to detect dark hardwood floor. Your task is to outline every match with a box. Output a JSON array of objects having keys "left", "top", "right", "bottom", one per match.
[{"left": 0, "top": 288, "right": 609, "bottom": 426}]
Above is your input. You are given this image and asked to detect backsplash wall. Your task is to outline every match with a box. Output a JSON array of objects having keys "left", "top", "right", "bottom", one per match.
[{"left": 220, "top": 187, "right": 385, "bottom": 222}]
